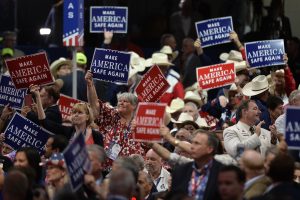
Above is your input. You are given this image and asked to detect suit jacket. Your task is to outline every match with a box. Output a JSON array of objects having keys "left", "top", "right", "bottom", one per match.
[
  {"left": 252, "top": 182, "right": 300, "bottom": 200},
  {"left": 244, "top": 175, "right": 271, "bottom": 200},
  {"left": 171, "top": 159, "right": 223, "bottom": 200},
  {"left": 27, "top": 104, "right": 62, "bottom": 125},
  {"left": 223, "top": 121, "right": 273, "bottom": 158}
]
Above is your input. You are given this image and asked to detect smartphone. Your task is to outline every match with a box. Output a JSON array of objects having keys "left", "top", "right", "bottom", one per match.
[{"left": 24, "top": 94, "right": 33, "bottom": 106}]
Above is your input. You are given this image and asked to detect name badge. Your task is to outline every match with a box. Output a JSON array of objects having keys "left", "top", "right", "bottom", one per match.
[{"left": 107, "top": 143, "right": 121, "bottom": 160}]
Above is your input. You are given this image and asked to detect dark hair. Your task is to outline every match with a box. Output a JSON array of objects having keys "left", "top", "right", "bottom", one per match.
[
  {"left": 52, "top": 135, "right": 69, "bottom": 152},
  {"left": 219, "top": 165, "right": 246, "bottom": 183},
  {"left": 266, "top": 95, "right": 283, "bottom": 111},
  {"left": 193, "top": 129, "right": 219, "bottom": 155},
  {"left": 3, "top": 170, "right": 30, "bottom": 200},
  {"left": 43, "top": 85, "right": 60, "bottom": 103},
  {"left": 236, "top": 100, "right": 254, "bottom": 121},
  {"left": 268, "top": 154, "right": 295, "bottom": 182},
  {"left": 160, "top": 33, "right": 175, "bottom": 47},
  {"left": 16, "top": 147, "right": 42, "bottom": 182}
]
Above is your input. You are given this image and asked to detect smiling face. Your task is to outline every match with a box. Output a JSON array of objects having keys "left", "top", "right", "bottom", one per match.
[
  {"left": 117, "top": 97, "right": 135, "bottom": 116},
  {"left": 243, "top": 101, "right": 261, "bottom": 125}
]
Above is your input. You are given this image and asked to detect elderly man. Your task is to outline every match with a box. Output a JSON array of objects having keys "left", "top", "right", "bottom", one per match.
[
  {"left": 223, "top": 100, "right": 276, "bottom": 158},
  {"left": 145, "top": 149, "right": 170, "bottom": 192},
  {"left": 239, "top": 150, "right": 271, "bottom": 199},
  {"left": 138, "top": 171, "right": 158, "bottom": 200},
  {"left": 171, "top": 129, "right": 223, "bottom": 200}
]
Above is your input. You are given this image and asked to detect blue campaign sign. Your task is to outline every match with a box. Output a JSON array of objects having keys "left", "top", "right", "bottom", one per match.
[
  {"left": 90, "top": 48, "right": 130, "bottom": 84},
  {"left": 4, "top": 112, "right": 53, "bottom": 154},
  {"left": 0, "top": 75, "right": 27, "bottom": 110},
  {"left": 285, "top": 106, "right": 300, "bottom": 150},
  {"left": 245, "top": 40, "right": 285, "bottom": 68},
  {"left": 63, "top": 134, "right": 91, "bottom": 191},
  {"left": 90, "top": 6, "right": 128, "bottom": 33},
  {"left": 63, "top": 0, "right": 84, "bottom": 46},
  {"left": 195, "top": 16, "right": 233, "bottom": 48}
]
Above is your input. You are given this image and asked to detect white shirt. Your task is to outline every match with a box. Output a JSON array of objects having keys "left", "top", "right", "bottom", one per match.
[{"left": 154, "top": 167, "right": 170, "bottom": 192}]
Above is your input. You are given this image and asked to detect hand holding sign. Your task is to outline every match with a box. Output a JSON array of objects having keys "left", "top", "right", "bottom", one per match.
[
  {"left": 85, "top": 70, "right": 94, "bottom": 87},
  {"left": 1, "top": 104, "right": 13, "bottom": 121},
  {"left": 104, "top": 29, "right": 113, "bottom": 44},
  {"left": 194, "top": 38, "right": 204, "bottom": 56}
]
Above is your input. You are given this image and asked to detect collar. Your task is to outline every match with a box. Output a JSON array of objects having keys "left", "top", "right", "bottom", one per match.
[
  {"left": 192, "top": 159, "right": 213, "bottom": 174},
  {"left": 244, "top": 174, "right": 264, "bottom": 190},
  {"left": 237, "top": 121, "right": 252, "bottom": 131}
]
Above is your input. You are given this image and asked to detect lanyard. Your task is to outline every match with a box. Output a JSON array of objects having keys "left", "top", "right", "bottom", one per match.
[{"left": 191, "top": 170, "right": 205, "bottom": 197}]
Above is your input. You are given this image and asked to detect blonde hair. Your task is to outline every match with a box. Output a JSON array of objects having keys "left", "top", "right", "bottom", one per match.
[{"left": 71, "top": 103, "right": 94, "bottom": 126}]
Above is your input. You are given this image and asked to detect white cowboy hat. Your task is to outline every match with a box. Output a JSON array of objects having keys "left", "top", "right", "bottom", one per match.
[
  {"left": 225, "top": 60, "right": 247, "bottom": 73},
  {"left": 159, "top": 45, "right": 178, "bottom": 61},
  {"left": 166, "top": 98, "right": 185, "bottom": 114},
  {"left": 242, "top": 75, "right": 270, "bottom": 96},
  {"left": 145, "top": 53, "right": 174, "bottom": 67},
  {"left": 128, "top": 52, "right": 146, "bottom": 79},
  {"left": 195, "top": 117, "right": 209, "bottom": 128},
  {"left": 220, "top": 50, "right": 243, "bottom": 62},
  {"left": 171, "top": 113, "right": 199, "bottom": 128},
  {"left": 184, "top": 91, "right": 203, "bottom": 108},
  {"left": 50, "top": 57, "right": 72, "bottom": 78}
]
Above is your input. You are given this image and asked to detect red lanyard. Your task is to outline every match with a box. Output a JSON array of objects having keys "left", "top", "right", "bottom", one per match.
[{"left": 191, "top": 170, "right": 205, "bottom": 196}]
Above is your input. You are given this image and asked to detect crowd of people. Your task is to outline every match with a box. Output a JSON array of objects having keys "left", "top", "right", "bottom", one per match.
[{"left": 1, "top": 0, "right": 300, "bottom": 200}]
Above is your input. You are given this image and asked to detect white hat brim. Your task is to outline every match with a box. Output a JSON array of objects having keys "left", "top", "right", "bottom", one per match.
[{"left": 242, "top": 82, "right": 269, "bottom": 97}]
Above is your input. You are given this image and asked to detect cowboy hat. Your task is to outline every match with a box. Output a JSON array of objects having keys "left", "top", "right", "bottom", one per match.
[
  {"left": 195, "top": 117, "right": 209, "bottom": 128},
  {"left": 145, "top": 53, "right": 174, "bottom": 67},
  {"left": 219, "top": 50, "right": 243, "bottom": 62},
  {"left": 50, "top": 57, "right": 72, "bottom": 78},
  {"left": 225, "top": 60, "right": 247, "bottom": 73},
  {"left": 166, "top": 98, "right": 184, "bottom": 114},
  {"left": 159, "top": 45, "right": 178, "bottom": 61},
  {"left": 128, "top": 52, "right": 146, "bottom": 79},
  {"left": 242, "top": 75, "right": 269, "bottom": 96},
  {"left": 171, "top": 113, "right": 200, "bottom": 129},
  {"left": 184, "top": 91, "right": 203, "bottom": 108}
]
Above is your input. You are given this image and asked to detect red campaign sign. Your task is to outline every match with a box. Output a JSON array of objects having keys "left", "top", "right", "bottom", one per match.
[
  {"left": 134, "top": 103, "right": 166, "bottom": 142},
  {"left": 5, "top": 52, "right": 54, "bottom": 89},
  {"left": 196, "top": 63, "right": 235, "bottom": 90},
  {"left": 135, "top": 65, "right": 170, "bottom": 102},
  {"left": 58, "top": 95, "right": 83, "bottom": 121}
]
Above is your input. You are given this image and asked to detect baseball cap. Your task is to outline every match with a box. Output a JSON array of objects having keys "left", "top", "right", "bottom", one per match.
[{"left": 76, "top": 52, "right": 87, "bottom": 64}]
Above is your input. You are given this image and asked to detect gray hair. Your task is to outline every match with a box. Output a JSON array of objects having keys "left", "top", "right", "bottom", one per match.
[
  {"left": 129, "top": 154, "right": 145, "bottom": 171},
  {"left": 289, "top": 90, "right": 300, "bottom": 104},
  {"left": 86, "top": 145, "right": 107, "bottom": 163},
  {"left": 109, "top": 168, "right": 136, "bottom": 198},
  {"left": 139, "top": 171, "right": 153, "bottom": 185},
  {"left": 117, "top": 92, "right": 138, "bottom": 107}
]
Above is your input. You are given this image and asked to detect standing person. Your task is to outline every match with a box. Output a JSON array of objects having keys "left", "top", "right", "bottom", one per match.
[
  {"left": 0, "top": 31, "right": 25, "bottom": 58},
  {"left": 239, "top": 150, "right": 271, "bottom": 199},
  {"left": 145, "top": 149, "right": 170, "bottom": 192},
  {"left": 137, "top": 171, "right": 158, "bottom": 200},
  {"left": 85, "top": 71, "right": 145, "bottom": 170},
  {"left": 171, "top": 129, "right": 223, "bottom": 200},
  {"left": 30, "top": 84, "right": 103, "bottom": 146},
  {"left": 223, "top": 100, "right": 277, "bottom": 158},
  {"left": 59, "top": 52, "right": 88, "bottom": 102},
  {"left": 218, "top": 165, "right": 246, "bottom": 200}
]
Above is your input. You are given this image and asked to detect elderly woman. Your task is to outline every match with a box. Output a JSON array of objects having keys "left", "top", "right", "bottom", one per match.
[
  {"left": 85, "top": 71, "right": 145, "bottom": 170},
  {"left": 30, "top": 84, "right": 103, "bottom": 146}
]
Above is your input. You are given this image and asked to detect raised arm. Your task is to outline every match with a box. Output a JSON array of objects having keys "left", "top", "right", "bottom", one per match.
[
  {"left": 230, "top": 31, "right": 244, "bottom": 51},
  {"left": 29, "top": 85, "right": 45, "bottom": 120},
  {"left": 85, "top": 70, "right": 100, "bottom": 118}
]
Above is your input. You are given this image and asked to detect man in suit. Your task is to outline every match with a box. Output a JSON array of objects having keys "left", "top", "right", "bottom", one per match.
[
  {"left": 171, "top": 129, "right": 223, "bottom": 200},
  {"left": 223, "top": 100, "right": 276, "bottom": 158},
  {"left": 240, "top": 150, "right": 271, "bottom": 199}
]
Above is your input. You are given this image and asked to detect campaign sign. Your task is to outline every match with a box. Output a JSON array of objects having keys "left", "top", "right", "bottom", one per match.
[
  {"left": 90, "top": 48, "right": 130, "bottom": 84},
  {"left": 63, "top": 134, "right": 91, "bottom": 191},
  {"left": 196, "top": 63, "right": 235, "bottom": 90},
  {"left": 285, "top": 106, "right": 300, "bottom": 150},
  {"left": 63, "top": 0, "right": 84, "bottom": 46},
  {"left": 135, "top": 65, "right": 170, "bottom": 102},
  {"left": 3, "top": 112, "right": 53, "bottom": 154},
  {"left": 90, "top": 6, "right": 128, "bottom": 33},
  {"left": 58, "top": 95, "right": 82, "bottom": 121},
  {"left": 5, "top": 52, "right": 54, "bottom": 89},
  {"left": 195, "top": 16, "right": 233, "bottom": 48},
  {"left": 245, "top": 40, "right": 285, "bottom": 68},
  {"left": 0, "top": 75, "right": 27, "bottom": 110},
  {"left": 134, "top": 103, "right": 166, "bottom": 142}
]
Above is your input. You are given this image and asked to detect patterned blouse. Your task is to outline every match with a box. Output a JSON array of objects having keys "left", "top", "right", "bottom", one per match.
[{"left": 95, "top": 100, "right": 145, "bottom": 169}]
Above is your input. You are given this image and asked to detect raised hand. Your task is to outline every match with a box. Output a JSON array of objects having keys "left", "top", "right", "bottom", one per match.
[
  {"left": 104, "top": 29, "right": 113, "bottom": 44},
  {"left": 255, "top": 121, "right": 265, "bottom": 136},
  {"left": 85, "top": 70, "right": 94, "bottom": 87},
  {"left": 194, "top": 38, "right": 204, "bottom": 55}
]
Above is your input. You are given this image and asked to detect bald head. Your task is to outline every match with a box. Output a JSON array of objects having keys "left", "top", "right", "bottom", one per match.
[
  {"left": 145, "top": 149, "right": 162, "bottom": 175},
  {"left": 240, "top": 150, "right": 264, "bottom": 172}
]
